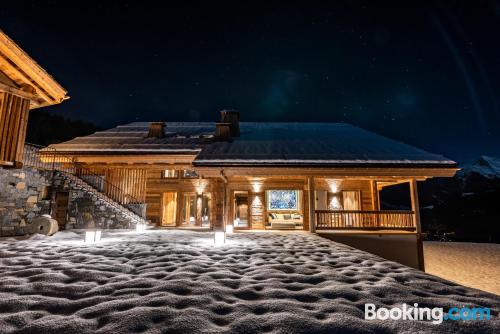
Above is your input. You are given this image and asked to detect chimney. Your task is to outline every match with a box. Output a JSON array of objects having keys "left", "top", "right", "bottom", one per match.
[
  {"left": 215, "top": 123, "right": 232, "bottom": 141},
  {"left": 147, "top": 122, "right": 166, "bottom": 138},
  {"left": 220, "top": 110, "right": 240, "bottom": 137}
]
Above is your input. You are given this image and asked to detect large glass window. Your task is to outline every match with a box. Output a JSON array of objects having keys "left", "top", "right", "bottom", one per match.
[
  {"left": 182, "top": 194, "right": 196, "bottom": 225},
  {"left": 181, "top": 193, "right": 211, "bottom": 226},
  {"left": 201, "top": 194, "right": 211, "bottom": 227},
  {"left": 266, "top": 190, "right": 299, "bottom": 211}
]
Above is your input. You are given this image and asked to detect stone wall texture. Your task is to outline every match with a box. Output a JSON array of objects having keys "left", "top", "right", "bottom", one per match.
[
  {"left": 0, "top": 167, "right": 52, "bottom": 236},
  {"left": 0, "top": 167, "right": 136, "bottom": 236}
]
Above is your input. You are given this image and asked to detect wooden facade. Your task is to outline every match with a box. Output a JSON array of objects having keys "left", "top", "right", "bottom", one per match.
[
  {"left": 0, "top": 92, "right": 30, "bottom": 167},
  {"left": 62, "top": 155, "right": 456, "bottom": 234},
  {"left": 0, "top": 30, "right": 67, "bottom": 168}
]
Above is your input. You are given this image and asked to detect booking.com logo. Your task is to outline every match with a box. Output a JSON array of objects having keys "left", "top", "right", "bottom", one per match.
[{"left": 365, "top": 303, "right": 491, "bottom": 324}]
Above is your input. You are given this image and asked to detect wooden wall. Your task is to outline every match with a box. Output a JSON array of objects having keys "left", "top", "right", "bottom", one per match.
[
  {"left": 88, "top": 168, "right": 385, "bottom": 230},
  {"left": 0, "top": 92, "right": 30, "bottom": 167},
  {"left": 77, "top": 167, "right": 148, "bottom": 204},
  {"left": 106, "top": 169, "right": 148, "bottom": 204}
]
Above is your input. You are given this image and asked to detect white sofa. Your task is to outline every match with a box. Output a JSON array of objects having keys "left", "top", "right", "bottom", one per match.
[{"left": 268, "top": 213, "right": 303, "bottom": 229}]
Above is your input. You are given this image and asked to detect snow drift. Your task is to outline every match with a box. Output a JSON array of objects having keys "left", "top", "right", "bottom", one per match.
[{"left": 0, "top": 230, "right": 498, "bottom": 333}]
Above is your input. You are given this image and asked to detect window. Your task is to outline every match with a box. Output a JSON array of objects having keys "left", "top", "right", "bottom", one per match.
[
  {"left": 163, "top": 170, "right": 179, "bottom": 178},
  {"left": 183, "top": 170, "right": 198, "bottom": 178},
  {"left": 181, "top": 193, "right": 211, "bottom": 227},
  {"left": 266, "top": 190, "right": 299, "bottom": 211},
  {"left": 182, "top": 194, "right": 197, "bottom": 225},
  {"left": 201, "top": 193, "right": 211, "bottom": 227}
]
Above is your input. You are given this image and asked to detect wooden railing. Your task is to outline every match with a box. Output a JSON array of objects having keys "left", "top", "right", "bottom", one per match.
[
  {"left": 23, "top": 143, "right": 147, "bottom": 218},
  {"left": 315, "top": 210, "right": 415, "bottom": 230}
]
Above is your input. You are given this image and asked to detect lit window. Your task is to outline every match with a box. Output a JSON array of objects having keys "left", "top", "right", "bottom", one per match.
[
  {"left": 163, "top": 170, "right": 179, "bottom": 178},
  {"left": 183, "top": 170, "right": 198, "bottom": 178}
]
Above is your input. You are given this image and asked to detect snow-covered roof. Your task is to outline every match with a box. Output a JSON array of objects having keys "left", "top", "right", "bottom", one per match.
[
  {"left": 51, "top": 121, "right": 456, "bottom": 168},
  {"left": 49, "top": 122, "right": 215, "bottom": 154},
  {"left": 194, "top": 122, "right": 456, "bottom": 167}
]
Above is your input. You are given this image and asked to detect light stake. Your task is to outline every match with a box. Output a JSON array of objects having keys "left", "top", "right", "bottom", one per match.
[
  {"left": 85, "top": 230, "right": 102, "bottom": 244},
  {"left": 136, "top": 223, "right": 146, "bottom": 233},
  {"left": 214, "top": 231, "right": 226, "bottom": 245}
]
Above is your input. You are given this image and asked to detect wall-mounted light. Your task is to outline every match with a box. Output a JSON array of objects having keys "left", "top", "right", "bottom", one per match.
[
  {"left": 85, "top": 230, "right": 102, "bottom": 244},
  {"left": 214, "top": 231, "right": 226, "bottom": 245},
  {"left": 251, "top": 178, "right": 264, "bottom": 192},
  {"left": 252, "top": 194, "right": 262, "bottom": 206},
  {"left": 326, "top": 179, "right": 341, "bottom": 194},
  {"left": 195, "top": 179, "right": 208, "bottom": 195},
  {"left": 329, "top": 195, "right": 342, "bottom": 210}
]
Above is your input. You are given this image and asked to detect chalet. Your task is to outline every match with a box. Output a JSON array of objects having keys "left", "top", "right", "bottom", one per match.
[
  {"left": 0, "top": 31, "right": 457, "bottom": 270},
  {"left": 46, "top": 111, "right": 457, "bottom": 269}
]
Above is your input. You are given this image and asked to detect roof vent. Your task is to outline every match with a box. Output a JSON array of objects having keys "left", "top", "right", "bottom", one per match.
[
  {"left": 220, "top": 110, "right": 240, "bottom": 137},
  {"left": 215, "top": 123, "right": 232, "bottom": 141},
  {"left": 147, "top": 122, "right": 165, "bottom": 138}
]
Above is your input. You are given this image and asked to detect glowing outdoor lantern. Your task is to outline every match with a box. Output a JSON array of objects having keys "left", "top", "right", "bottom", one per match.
[
  {"left": 214, "top": 231, "right": 226, "bottom": 245},
  {"left": 85, "top": 230, "right": 102, "bottom": 244},
  {"left": 136, "top": 223, "right": 146, "bottom": 233},
  {"left": 226, "top": 224, "right": 234, "bottom": 234}
]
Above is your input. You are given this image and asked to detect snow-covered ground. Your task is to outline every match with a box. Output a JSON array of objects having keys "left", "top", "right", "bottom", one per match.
[
  {"left": 424, "top": 242, "right": 500, "bottom": 296},
  {"left": 0, "top": 230, "right": 499, "bottom": 333}
]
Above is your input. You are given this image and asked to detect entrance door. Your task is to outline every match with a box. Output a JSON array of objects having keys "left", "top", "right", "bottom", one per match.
[
  {"left": 54, "top": 191, "right": 69, "bottom": 229},
  {"left": 162, "top": 192, "right": 177, "bottom": 226},
  {"left": 233, "top": 191, "right": 249, "bottom": 229},
  {"left": 315, "top": 190, "right": 328, "bottom": 210}
]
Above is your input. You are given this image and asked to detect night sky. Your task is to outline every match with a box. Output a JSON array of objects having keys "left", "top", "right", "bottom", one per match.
[{"left": 1, "top": 1, "right": 499, "bottom": 163}]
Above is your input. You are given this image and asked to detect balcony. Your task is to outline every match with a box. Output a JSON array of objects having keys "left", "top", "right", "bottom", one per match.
[{"left": 315, "top": 210, "right": 416, "bottom": 231}]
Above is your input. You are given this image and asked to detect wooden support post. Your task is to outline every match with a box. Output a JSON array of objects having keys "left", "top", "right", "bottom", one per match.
[
  {"left": 410, "top": 178, "right": 425, "bottom": 271},
  {"left": 370, "top": 180, "right": 379, "bottom": 227},
  {"left": 308, "top": 177, "right": 316, "bottom": 233},
  {"left": 223, "top": 181, "right": 228, "bottom": 231}
]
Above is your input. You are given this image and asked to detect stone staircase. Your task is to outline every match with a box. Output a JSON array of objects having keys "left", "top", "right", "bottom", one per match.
[
  {"left": 23, "top": 143, "right": 147, "bottom": 227},
  {"left": 58, "top": 171, "right": 147, "bottom": 225}
]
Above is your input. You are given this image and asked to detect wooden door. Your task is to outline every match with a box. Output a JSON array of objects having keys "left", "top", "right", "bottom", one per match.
[
  {"left": 161, "top": 192, "right": 177, "bottom": 226},
  {"left": 54, "top": 192, "right": 69, "bottom": 229}
]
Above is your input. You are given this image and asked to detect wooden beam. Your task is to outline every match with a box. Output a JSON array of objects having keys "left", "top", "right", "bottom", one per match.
[
  {"left": 0, "top": 82, "right": 36, "bottom": 100},
  {"left": 194, "top": 166, "right": 458, "bottom": 178}
]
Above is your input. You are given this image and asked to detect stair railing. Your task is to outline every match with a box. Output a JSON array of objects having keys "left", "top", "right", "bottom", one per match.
[{"left": 23, "top": 143, "right": 146, "bottom": 218}]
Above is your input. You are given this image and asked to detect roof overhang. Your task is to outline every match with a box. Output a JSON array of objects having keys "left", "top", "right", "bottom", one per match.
[
  {"left": 0, "top": 30, "right": 68, "bottom": 108},
  {"left": 193, "top": 165, "right": 458, "bottom": 179}
]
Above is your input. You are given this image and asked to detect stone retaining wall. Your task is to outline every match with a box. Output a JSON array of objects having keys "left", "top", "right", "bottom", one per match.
[{"left": 0, "top": 167, "right": 135, "bottom": 236}]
